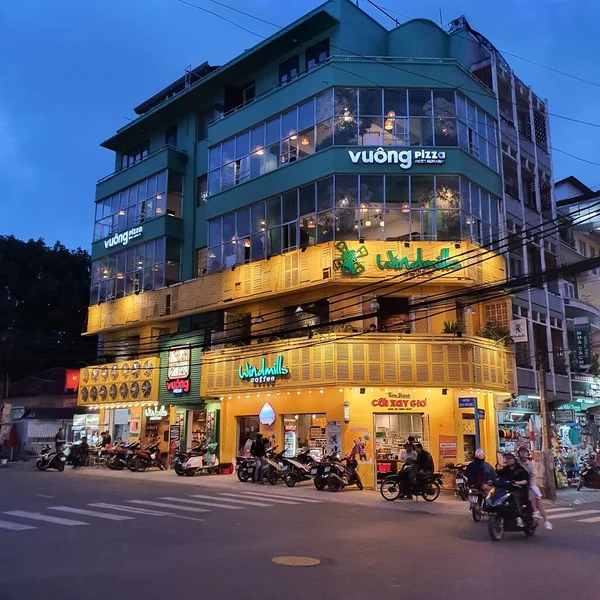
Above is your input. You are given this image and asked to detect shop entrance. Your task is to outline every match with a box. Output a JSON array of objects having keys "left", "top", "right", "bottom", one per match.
[
  {"left": 237, "top": 416, "right": 259, "bottom": 456},
  {"left": 374, "top": 413, "right": 423, "bottom": 483},
  {"left": 283, "top": 414, "right": 326, "bottom": 458}
]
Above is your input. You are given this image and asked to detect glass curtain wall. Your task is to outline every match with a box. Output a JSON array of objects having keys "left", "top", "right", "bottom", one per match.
[
  {"left": 207, "top": 88, "right": 498, "bottom": 195},
  {"left": 94, "top": 170, "right": 183, "bottom": 242},
  {"left": 207, "top": 174, "right": 499, "bottom": 272}
]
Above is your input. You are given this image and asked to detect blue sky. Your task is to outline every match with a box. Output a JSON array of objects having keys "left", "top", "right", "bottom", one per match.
[{"left": 1, "top": 0, "right": 599, "bottom": 250}]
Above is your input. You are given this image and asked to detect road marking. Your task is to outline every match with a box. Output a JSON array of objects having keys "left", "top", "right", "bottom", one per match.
[
  {"left": 546, "top": 507, "right": 578, "bottom": 514},
  {"left": 159, "top": 497, "right": 242, "bottom": 510},
  {"left": 190, "top": 494, "right": 273, "bottom": 507},
  {"left": 89, "top": 503, "right": 169, "bottom": 516},
  {"left": 48, "top": 506, "right": 134, "bottom": 521},
  {"left": 576, "top": 516, "right": 600, "bottom": 523},
  {"left": 89, "top": 503, "right": 205, "bottom": 522},
  {"left": 127, "top": 500, "right": 210, "bottom": 513},
  {"left": 544, "top": 510, "right": 600, "bottom": 520},
  {"left": 239, "top": 492, "right": 322, "bottom": 504},
  {"left": 34, "top": 494, "right": 54, "bottom": 499},
  {"left": 0, "top": 519, "right": 36, "bottom": 531},
  {"left": 4, "top": 511, "right": 88, "bottom": 526},
  {"left": 220, "top": 493, "right": 299, "bottom": 505}
]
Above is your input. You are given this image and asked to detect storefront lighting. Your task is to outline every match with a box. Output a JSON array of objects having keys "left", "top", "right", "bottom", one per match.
[
  {"left": 294, "top": 415, "right": 298, "bottom": 420},
  {"left": 295, "top": 304, "right": 304, "bottom": 315},
  {"left": 237, "top": 395, "right": 241, "bottom": 399},
  {"left": 228, "top": 395, "right": 232, "bottom": 400},
  {"left": 297, "top": 391, "right": 301, "bottom": 395},
  {"left": 339, "top": 388, "right": 343, "bottom": 392},
  {"left": 527, "top": 395, "right": 541, "bottom": 400},
  {"left": 246, "top": 394, "right": 250, "bottom": 399},
  {"left": 220, "top": 396, "right": 224, "bottom": 400},
  {"left": 319, "top": 389, "right": 324, "bottom": 394},
  {"left": 412, "top": 388, "right": 416, "bottom": 393},
  {"left": 267, "top": 392, "right": 271, "bottom": 397},
  {"left": 287, "top": 391, "right": 291, "bottom": 395},
  {"left": 427, "top": 389, "right": 431, "bottom": 393},
  {"left": 370, "top": 388, "right": 374, "bottom": 393},
  {"left": 308, "top": 390, "right": 312, "bottom": 393},
  {"left": 343, "top": 400, "right": 350, "bottom": 423},
  {"left": 300, "top": 137, "right": 309, "bottom": 146},
  {"left": 312, "top": 414, "right": 317, "bottom": 419}
]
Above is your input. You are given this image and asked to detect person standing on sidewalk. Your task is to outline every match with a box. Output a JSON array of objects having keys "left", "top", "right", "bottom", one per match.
[{"left": 251, "top": 433, "right": 266, "bottom": 484}]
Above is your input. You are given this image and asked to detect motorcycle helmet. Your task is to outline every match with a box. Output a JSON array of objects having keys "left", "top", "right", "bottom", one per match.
[
  {"left": 503, "top": 451, "right": 517, "bottom": 460},
  {"left": 517, "top": 444, "right": 529, "bottom": 455},
  {"left": 475, "top": 449, "right": 486, "bottom": 460}
]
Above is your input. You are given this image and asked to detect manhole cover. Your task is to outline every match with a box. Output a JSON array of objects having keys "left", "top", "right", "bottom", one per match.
[{"left": 272, "top": 556, "right": 321, "bottom": 567}]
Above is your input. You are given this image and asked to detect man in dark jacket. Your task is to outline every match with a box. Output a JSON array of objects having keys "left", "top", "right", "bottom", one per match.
[
  {"left": 414, "top": 443, "right": 434, "bottom": 476},
  {"left": 498, "top": 452, "right": 531, "bottom": 522},
  {"left": 251, "top": 434, "right": 266, "bottom": 484},
  {"left": 466, "top": 448, "right": 496, "bottom": 490}
]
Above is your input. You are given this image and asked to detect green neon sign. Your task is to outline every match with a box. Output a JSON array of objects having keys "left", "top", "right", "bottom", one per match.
[
  {"left": 333, "top": 241, "right": 368, "bottom": 276},
  {"left": 238, "top": 356, "right": 289, "bottom": 383},
  {"left": 376, "top": 248, "right": 462, "bottom": 272}
]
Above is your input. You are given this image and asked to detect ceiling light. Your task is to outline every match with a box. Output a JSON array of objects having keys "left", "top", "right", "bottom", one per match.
[
  {"left": 256, "top": 148, "right": 264, "bottom": 156},
  {"left": 379, "top": 220, "right": 385, "bottom": 227},
  {"left": 208, "top": 251, "right": 216, "bottom": 259},
  {"left": 401, "top": 202, "right": 409, "bottom": 213},
  {"left": 244, "top": 238, "right": 251, "bottom": 248},
  {"left": 384, "top": 119, "right": 394, "bottom": 131},
  {"left": 301, "top": 137, "right": 309, "bottom": 146},
  {"left": 253, "top": 312, "right": 264, "bottom": 324},
  {"left": 295, "top": 304, "right": 304, "bottom": 315},
  {"left": 290, "top": 134, "right": 298, "bottom": 140},
  {"left": 118, "top": 210, "right": 125, "bottom": 216},
  {"left": 307, "top": 217, "right": 316, "bottom": 229},
  {"left": 156, "top": 194, "right": 162, "bottom": 200},
  {"left": 370, "top": 298, "right": 380, "bottom": 311},
  {"left": 364, "top": 219, "right": 372, "bottom": 227}
]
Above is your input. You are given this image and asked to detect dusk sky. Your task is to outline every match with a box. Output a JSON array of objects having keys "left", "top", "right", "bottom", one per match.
[{"left": 1, "top": 0, "right": 599, "bottom": 251}]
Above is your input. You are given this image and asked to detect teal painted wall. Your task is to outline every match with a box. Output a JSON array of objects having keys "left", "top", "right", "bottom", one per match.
[{"left": 388, "top": 20, "right": 449, "bottom": 59}]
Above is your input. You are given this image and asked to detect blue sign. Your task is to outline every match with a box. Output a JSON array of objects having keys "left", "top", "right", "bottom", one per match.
[
  {"left": 458, "top": 397, "right": 476, "bottom": 409},
  {"left": 477, "top": 408, "right": 485, "bottom": 420}
]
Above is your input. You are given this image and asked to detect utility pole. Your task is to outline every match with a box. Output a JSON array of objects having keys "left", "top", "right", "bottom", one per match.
[{"left": 536, "top": 350, "right": 556, "bottom": 500}]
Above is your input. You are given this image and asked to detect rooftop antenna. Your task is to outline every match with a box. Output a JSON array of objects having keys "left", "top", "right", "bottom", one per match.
[
  {"left": 439, "top": 9, "right": 443, "bottom": 26},
  {"left": 184, "top": 65, "right": 192, "bottom": 89},
  {"left": 365, "top": 0, "right": 399, "bottom": 26}
]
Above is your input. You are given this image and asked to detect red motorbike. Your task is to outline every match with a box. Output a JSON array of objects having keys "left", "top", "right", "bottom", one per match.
[
  {"left": 133, "top": 442, "right": 166, "bottom": 472},
  {"left": 327, "top": 454, "right": 363, "bottom": 492}
]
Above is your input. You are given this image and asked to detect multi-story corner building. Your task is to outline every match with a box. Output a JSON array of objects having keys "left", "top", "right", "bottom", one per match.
[
  {"left": 77, "top": 0, "right": 566, "bottom": 486},
  {"left": 555, "top": 177, "right": 600, "bottom": 459}
]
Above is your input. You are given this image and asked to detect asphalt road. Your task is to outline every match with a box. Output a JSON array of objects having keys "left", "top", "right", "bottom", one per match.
[{"left": 0, "top": 465, "right": 598, "bottom": 600}]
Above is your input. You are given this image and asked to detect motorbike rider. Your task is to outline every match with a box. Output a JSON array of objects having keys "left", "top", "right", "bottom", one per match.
[
  {"left": 498, "top": 451, "right": 531, "bottom": 526},
  {"left": 414, "top": 443, "right": 434, "bottom": 477},
  {"left": 466, "top": 448, "right": 496, "bottom": 492},
  {"left": 517, "top": 444, "right": 552, "bottom": 530}
]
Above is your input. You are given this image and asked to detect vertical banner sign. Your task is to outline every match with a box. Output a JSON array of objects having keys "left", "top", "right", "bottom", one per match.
[
  {"left": 169, "top": 425, "right": 181, "bottom": 465},
  {"left": 575, "top": 326, "right": 592, "bottom": 368},
  {"left": 130, "top": 406, "right": 142, "bottom": 440},
  {"left": 326, "top": 421, "right": 342, "bottom": 454}
]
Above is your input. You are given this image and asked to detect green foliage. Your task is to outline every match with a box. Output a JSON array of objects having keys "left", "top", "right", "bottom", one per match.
[
  {"left": 442, "top": 321, "right": 462, "bottom": 334},
  {"left": 0, "top": 236, "right": 96, "bottom": 380},
  {"left": 478, "top": 319, "right": 512, "bottom": 345}
]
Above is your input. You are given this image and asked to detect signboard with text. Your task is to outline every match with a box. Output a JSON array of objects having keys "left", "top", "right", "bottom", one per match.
[{"left": 458, "top": 397, "right": 477, "bottom": 409}]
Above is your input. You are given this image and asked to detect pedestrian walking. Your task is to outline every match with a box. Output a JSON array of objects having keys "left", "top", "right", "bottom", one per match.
[
  {"left": 251, "top": 433, "right": 266, "bottom": 484},
  {"left": 54, "top": 428, "right": 65, "bottom": 452}
]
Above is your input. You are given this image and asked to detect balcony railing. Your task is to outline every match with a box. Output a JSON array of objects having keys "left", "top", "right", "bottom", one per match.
[{"left": 201, "top": 333, "right": 516, "bottom": 395}]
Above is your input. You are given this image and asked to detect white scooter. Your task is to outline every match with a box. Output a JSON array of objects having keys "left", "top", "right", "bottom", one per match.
[
  {"left": 36, "top": 444, "right": 68, "bottom": 472},
  {"left": 181, "top": 442, "right": 220, "bottom": 476}
]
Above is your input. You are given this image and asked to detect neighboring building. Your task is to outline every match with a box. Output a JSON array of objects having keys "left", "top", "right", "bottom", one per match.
[
  {"left": 79, "top": 0, "right": 568, "bottom": 485},
  {"left": 555, "top": 177, "right": 600, "bottom": 457}
]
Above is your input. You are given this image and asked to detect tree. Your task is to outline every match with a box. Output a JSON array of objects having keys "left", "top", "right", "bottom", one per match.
[{"left": 0, "top": 236, "right": 97, "bottom": 382}]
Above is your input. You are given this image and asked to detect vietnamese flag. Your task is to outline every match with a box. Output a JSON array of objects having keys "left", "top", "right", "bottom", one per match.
[{"left": 65, "top": 369, "right": 80, "bottom": 393}]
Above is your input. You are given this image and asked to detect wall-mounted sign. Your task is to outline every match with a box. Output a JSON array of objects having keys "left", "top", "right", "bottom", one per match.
[
  {"left": 575, "top": 326, "right": 592, "bottom": 368},
  {"left": 376, "top": 248, "right": 461, "bottom": 272},
  {"left": 258, "top": 402, "right": 276, "bottom": 425},
  {"left": 333, "top": 241, "right": 368, "bottom": 276},
  {"left": 371, "top": 397, "right": 427, "bottom": 410},
  {"left": 238, "top": 356, "right": 289, "bottom": 384},
  {"left": 145, "top": 405, "right": 168, "bottom": 421},
  {"left": 347, "top": 147, "right": 446, "bottom": 169},
  {"left": 103, "top": 226, "right": 143, "bottom": 249},
  {"left": 555, "top": 409, "right": 575, "bottom": 424},
  {"left": 510, "top": 318, "right": 528, "bottom": 343},
  {"left": 167, "top": 346, "right": 191, "bottom": 394}
]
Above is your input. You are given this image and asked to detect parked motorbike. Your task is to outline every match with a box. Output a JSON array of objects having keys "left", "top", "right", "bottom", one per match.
[
  {"left": 180, "top": 443, "right": 220, "bottom": 476},
  {"left": 283, "top": 448, "right": 320, "bottom": 487},
  {"left": 469, "top": 486, "right": 489, "bottom": 522},
  {"left": 236, "top": 456, "right": 256, "bottom": 482},
  {"left": 36, "top": 445, "right": 67, "bottom": 472},
  {"left": 380, "top": 461, "right": 442, "bottom": 501},
  {"left": 133, "top": 442, "right": 166, "bottom": 472},
  {"left": 577, "top": 455, "right": 600, "bottom": 490},
  {"left": 313, "top": 452, "right": 338, "bottom": 491},
  {"left": 264, "top": 446, "right": 286, "bottom": 485},
  {"left": 107, "top": 442, "right": 140, "bottom": 471},
  {"left": 446, "top": 462, "right": 469, "bottom": 500},
  {"left": 485, "top": 479, "right": 538, "bottom": 541},
  {"left": 327, "top": 454, "right": 363, "bottom": 492}
]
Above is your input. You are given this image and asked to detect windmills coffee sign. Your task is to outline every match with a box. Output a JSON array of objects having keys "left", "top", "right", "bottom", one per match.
[{"left": 238, "top": 356, "right": 289, "bottom": 384}]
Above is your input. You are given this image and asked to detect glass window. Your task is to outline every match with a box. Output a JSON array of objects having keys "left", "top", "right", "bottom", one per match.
[
  {"left": 409, "top": 90, "right": 432, "bottom": 116},
  {"left": 266, "top": 196, "right": 282, "bottom": 227},
  {"left": 435, "top": 176, "right": 459, "bottom": 210},
  {"left": 316, "top": 118, "right": 333, "bottom": 151},
  {"left": 266, "top": 118, "right": 280, "bottom": 145},
  {"left": 384, "top": 88, "right": 407, "bottom": 117},
  {"left": 334, "top": 117, "right": 357, "bottom": 145},
  {"left": 222, "top": 213, "right": 236, "bottom": 243},
  {"left": 411, "top": 176, "right": 434, "bottom": 209},
  {"left": 335, "top": 175, "right": 358, "bottom": 208},
  {"left": 316, "top": 89, "right": 334, "bottom": 123},
  {"left": 281, "top": 108, "right": 297, "bottom": 139},
  {"left": 409, "top": 118, "right": 433, "bottom": 146},
  {"left": 222, "top": 138, "right": 235, "bottom": 164},
  {"left": 385, "top": 175, "right": 410, "bottom": 206},
  {"left": 334, "top": 88, "right": 357, "bottom": 117},
  {"left": 299, "top": 183, "right": 315, "bottom": 215},
  {"left": 317, "top": 177, "right": 333, "bottom": 211},
  {"left": 251, "top": 202, "right": 266, "bottom": 233},
  {"left": 359, "top": 88, "right": 382, "bottom": 116},
  {"left": 268, "top": 227, "right": 282, "bottom": 256},
  {"left": 236, "top": 131, "right": 249, "bottom": 159},
  {"left": 298, "top": 127, "right": 315, "bottom": 158},
  {"left": 237, "top": 207, "right": 250, "bottom": 238},
  {"left": 298, "top": 99, "right": 314, "bottom": 130},
  {"left": 282, "top": 190, "right": 298, "bottom": 223},
  {"left": 251, "top": 124, "right": 265, "bottom": 154}
]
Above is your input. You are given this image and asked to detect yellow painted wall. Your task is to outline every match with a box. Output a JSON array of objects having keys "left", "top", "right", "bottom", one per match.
[{"left": 221, "top": 386, "right": 498, "bottom": 489}]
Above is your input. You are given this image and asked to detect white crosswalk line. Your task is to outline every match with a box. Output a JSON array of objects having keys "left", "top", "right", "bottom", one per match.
[
  {"left": 190, "top": 494, "right": 273, "bottom": 507},
  {"left": 220, "top": 493, "right": 299, "bottom": 505},
  {"left": 576, "top": 516, "right": 600, "bottom": 523},
  {"left": 89, "top": 503, "right": 169, "bottom": 516},
  {"left": 49, "top": 506, "right": 134, "bottom": 521},
  {"left": 544, "top": 510, "right": 600, "bottom": 520},
  {"left": 239, "top": 491, "right": 321, "bottom": 503},
  {"left": 159, "top": 497, "right": 242, "bottom": 510},
  {"left": 4, "top": 511, "right": 88, "bottom": 526},
  {"left": 127, "top": 500, "right": 210, "bottom": 513},
  {"left": 0, "top": 519, "right": 36, "bottom": 531},
  {"left": 546, "top": 507, "right": 578, "bottom": 514}
]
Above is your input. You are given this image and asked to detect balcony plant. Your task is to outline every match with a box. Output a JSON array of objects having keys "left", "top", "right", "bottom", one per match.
[
  {"left": 442, "top": 321, "right": 462, "bottom": 335},
  {"left": 478, "top": 319, "right": 512, "bottom": 345}
]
